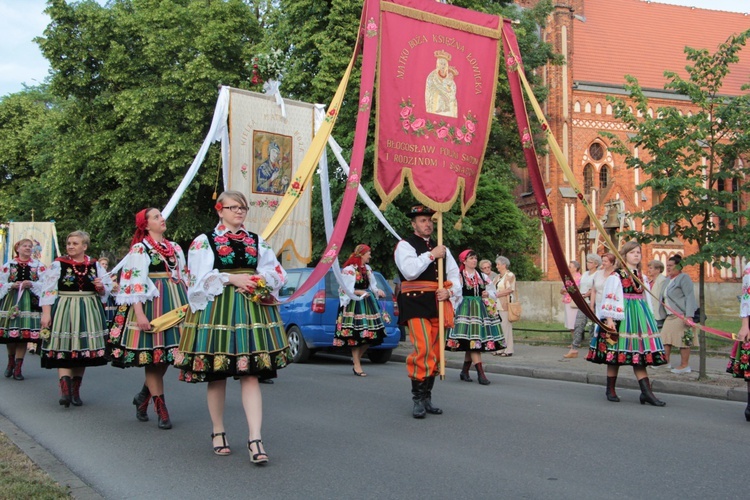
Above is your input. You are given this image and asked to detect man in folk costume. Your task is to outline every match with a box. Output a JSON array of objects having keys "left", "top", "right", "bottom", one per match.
[{"left": 394, "top": 205, "right": 460, "bottom": 418}]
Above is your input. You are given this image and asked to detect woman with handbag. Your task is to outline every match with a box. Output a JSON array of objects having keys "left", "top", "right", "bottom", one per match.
[
  {"left": 108, "top": 208, "right": 189, "bottom": 429},
  {"left": 492, "top": 255, "right": 516, "bottom": 357},
  {"left": 38, "top": 231, "right": 112, "bottom": 407},
  {"left": 727, "top": 261, "right": 750, "bottom": 422},
  {"left": 585, "top": 241, "right": 669, "bottom": 405},
  {"left": 659, "top": 254, "right": 698, "bottom": 374},
  {"left": 447, "top": 249, "right": 505, "bottom": 384},
  {"left": 175, "top": 190, "right": 291, "bottom": 465},
  {"left": 335, "top": 244, "right": 387, "bottom": 377},
  {"left": 0, "top": 239, "right": 46, "bottom": 380}
]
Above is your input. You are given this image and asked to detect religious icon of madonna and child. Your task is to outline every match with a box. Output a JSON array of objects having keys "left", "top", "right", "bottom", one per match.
[
  {"left": 425, "top": 50, "right": 459, "bottom": 118},
  {"left": 252, "top": 132, "right": 293, "bottom": 195}
]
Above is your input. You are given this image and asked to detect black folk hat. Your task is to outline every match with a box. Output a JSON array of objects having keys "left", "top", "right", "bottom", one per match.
[{"left": 406, "top": 205, "right": 436, "bottom": 218}]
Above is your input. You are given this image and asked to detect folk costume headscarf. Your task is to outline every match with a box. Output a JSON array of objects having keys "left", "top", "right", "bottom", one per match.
[
  {"left": 130, "top": 209, "right": 150, "bottom": 248},
  {"left": 342, "top": 244, "right": 371, "bottom": 280}
]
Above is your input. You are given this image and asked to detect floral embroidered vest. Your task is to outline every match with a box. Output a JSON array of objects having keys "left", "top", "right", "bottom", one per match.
[
  {"left": 57, "top": 259, "right": 98, "bottom": 292},
  {"left": 617, "top": 268, "right": 644, "bottom": 295},
  {"left": 206, "top": 230, "right": 259, "bottom": 271}
]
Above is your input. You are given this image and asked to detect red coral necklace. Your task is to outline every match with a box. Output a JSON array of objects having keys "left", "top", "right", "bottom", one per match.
[{"left": 145, "top": 235, "right": 175, "bottom": 259}]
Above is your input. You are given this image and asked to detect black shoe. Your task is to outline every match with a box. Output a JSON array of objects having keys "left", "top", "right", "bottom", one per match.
[
  {"left": 459, "top": 361, "right": 473, "bottom": 382},
  {"left": 423, "top": 376, "right": 442, "bottom": 415},
  {"left": 58, "top": 376, "right": 72, "bottom": 408},
  {"left": 475, "top": 363, "right": 490, "bottom": 386},
  {"left": 745, "top": 406, "right": 750, "bottom": 422},
  {"left": 605, "top": 376, "right": 620, "bottom": 402},
  {"left": 70, "top": 376, "right": 83, "bottom": 406},
  {"left": 248, "top": 439, "right": 269, "bottom": 465},
  {"left": 153, "top": 395, "right": 172, "bottom": 430},
  {"left": 638, "top": 377, "right": 666, "bottom": 407},
  {"left": 411, "top": 380, "right": 426, "bottom": 419},
  {"left": 133, "top": 384, "right": 150, "bottom": 422},
  {"left": 259, "top": 378, "right": 274, "bottom": 384}
]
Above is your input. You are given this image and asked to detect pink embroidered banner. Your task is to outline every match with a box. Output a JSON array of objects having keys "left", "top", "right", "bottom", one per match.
[{"left": 374, "top": 0, "right": 501, "bottom": 215}]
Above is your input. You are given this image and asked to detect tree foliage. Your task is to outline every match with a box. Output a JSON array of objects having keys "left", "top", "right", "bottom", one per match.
[
  {"left": 0, "top": 0, "right": 556, "bottom": 278},
  {"left": 603, "top": 29, "right": 750, "bottom": 377}
]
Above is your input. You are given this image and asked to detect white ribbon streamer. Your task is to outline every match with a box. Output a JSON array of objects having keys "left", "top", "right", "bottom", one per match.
[{"left": 263, "top": 79, "right": 287, "bottom": 118}]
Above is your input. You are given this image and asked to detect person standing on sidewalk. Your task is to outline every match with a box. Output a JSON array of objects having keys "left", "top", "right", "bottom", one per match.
[
  {"left": 447, "top": 249, "right": 505, "bottom": 385},
  {"left": 394, "top": 205, "right": 460, "bottom": 419},
  {"left": 38, "top": 231, "right": 112, "bottom": 407},
  {"left": 727, "top": 261, "right": 750, "bottom": 422},
  {"left": 563, "top": 254, "right": 601, "bottom": 359},
  {"left": 0, "top": 239, "right": 46, "bottom": 380},
  {"left": 108, "top": 208, "right": 189, "bottom": 429},
  {"left": 585, "top": 241, "right": 668, "bottom": 406},
  {"left": 659, "top": 254, "right": 697, "bottom": 374},
  {"left": 645, "top": 260, "right": 668, "bottom": 329},
  {"left": 492, "top": 256, "right": 516, "bottom": 357}
]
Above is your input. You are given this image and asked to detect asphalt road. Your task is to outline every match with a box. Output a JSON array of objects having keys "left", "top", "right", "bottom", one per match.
[{"left": 1, "top": 354, "right": 749, "bottom": 499}]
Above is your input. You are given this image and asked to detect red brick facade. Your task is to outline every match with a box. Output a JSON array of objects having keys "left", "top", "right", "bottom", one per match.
[{"left": 513, "top": 0, "right": 749, "bottom": 282}]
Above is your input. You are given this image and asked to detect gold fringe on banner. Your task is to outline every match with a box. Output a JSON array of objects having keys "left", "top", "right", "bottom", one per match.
[{"left": 381, "top": 2, "right": 502, "bottom": 39}]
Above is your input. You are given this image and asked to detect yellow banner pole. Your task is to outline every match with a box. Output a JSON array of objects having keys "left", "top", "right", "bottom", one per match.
[{"left": 437, "top": 211, "right": 445, "bottom": 380}]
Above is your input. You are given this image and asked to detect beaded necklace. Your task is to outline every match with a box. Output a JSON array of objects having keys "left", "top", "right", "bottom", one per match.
[
  {"left": 462, "top": 269, "right": 484, "bottom": 296},
  {"left": 145, "top": 235, "right": 175, "bottom": 259},
  {"left": 61, "top": 255, "right": 93, "bottom": 289}
]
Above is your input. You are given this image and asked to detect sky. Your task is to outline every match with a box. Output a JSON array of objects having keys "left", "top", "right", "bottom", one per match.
[{"left": 0, "top": 0, "right": 748, "bottom": 97}]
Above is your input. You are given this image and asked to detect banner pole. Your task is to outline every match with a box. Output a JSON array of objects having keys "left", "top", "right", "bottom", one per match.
[{"left": 437, "top": 211, "right": 445, "bottom": 380}]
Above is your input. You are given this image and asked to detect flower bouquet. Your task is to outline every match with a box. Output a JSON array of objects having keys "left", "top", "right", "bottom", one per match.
[
  {"left": 39, "top": 327, "right": 51, "bottom": 342},
  {"left": 8, "top": 305, "right": 20, "bottom": 320},
  {"left": 243, "top": 275, "right": 278, "bottom": 306},
  {"left": 682, "top": 327, "right": 694, "bottom": 347}
]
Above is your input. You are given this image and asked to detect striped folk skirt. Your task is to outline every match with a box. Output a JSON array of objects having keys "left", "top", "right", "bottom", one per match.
[
  {"left": 334, "top": 294, "right": 386, "bottom": 348},
  {"left": 586, "top": 295, "right": 668, "bottom": 366},
  {"left": 41, "top": 292, "right": 109, "bottom": 368},
  {"left": 447, "top": 296, "right": 505, "bottom": 352},
  {"left": 0, "top": 289, "right": 42, "bottom": 344},
  {"left": 175, "top": 285, "right": 291, "bottom": 383},
  {"left": 109, "top": 275, "right": 188, "bottom": 368}
]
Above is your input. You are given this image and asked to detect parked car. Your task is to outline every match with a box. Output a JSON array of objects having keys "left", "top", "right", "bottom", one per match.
[{"left": 279, "top": 268, "right": 400, "bottom": 364}]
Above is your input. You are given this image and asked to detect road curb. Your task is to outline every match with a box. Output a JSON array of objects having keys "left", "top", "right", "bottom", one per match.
[
  {"left": 0, "top": 412, "right": 104, "bottom": 500},
  {"left": 390, "top": 350, "right": 746, "bottom": 402}
]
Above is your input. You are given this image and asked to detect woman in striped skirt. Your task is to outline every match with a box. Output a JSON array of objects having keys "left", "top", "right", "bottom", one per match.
[
  {"left": 175, "top": 191, "right": 291, "bottom": 465},
  {"left": 109, "top": 208, "right": 188, "bottom": 429},
  {"left": 585, "top": 241, "right": 669, "bottom": 405},
  {"left": 335, "top": 244, "right": 387, "bottom": 377},
  {"left": 39, "top": 231, "right": 111, "bottom": 407},
  {"left": 0, "top": 239, "right": 46, "bottom": 380},
  {"left": 446, "top": 249, "right": 505, "bottom": 385}
]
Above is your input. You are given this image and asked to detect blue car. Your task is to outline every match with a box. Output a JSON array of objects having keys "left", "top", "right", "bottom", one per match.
[{"left": 279, "top": 268, "right": 401, "bottom": 364}]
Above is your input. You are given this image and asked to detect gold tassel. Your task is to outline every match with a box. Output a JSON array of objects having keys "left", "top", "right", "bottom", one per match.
[{"left": 454, "top": 217, "right": 463, "bottom": 230}]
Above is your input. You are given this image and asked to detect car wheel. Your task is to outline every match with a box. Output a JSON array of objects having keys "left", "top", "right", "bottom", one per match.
[
  {"left": 286, "top": 326, "right": 311, "bottom": 363},
  {"left": 367, "top": 349, "right": 392, "bottom": 364}
]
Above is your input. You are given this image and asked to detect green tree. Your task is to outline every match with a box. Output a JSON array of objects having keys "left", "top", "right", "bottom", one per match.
[
  {"left": 21, "top": 0, "right": 264, "bottom": 255},
  {"left": 604, "top": 29, "right": 750, "bottom": 378}
]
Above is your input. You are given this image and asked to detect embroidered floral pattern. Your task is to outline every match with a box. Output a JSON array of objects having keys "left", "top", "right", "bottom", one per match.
[
  {"left": 359, "top": 91, "right": 371, "bottom": 112},
  {"left": 346, "top": 172, "right": 360, "bottom": 190},
  {"left": 398, "top": 98, "right": 478, "bottom": 145},
  {"left": 240, "top": 163, "right": 248, "bottom": 179},
  {"left": 325, "top": 108, "right": 337, "bottom": 123},
  {"left": 506, "top": 54, "right": 519, "bottom": 72},
  {"left": 365, "top": 17, "right": 378, "bottom": 37},
  {"left": 248, "top": 198, "right": 280, "bottom": 209},
  {"left": 288, "top": 177, "right": 303, "bottom": 198},
  {"left": 521, "top": 127, "right": 532, "bottom": 149},
  {"left": 539, "top": 203, "right": 553, "bottom": 224},
  {"left": 320, "top": 244, "right": 339, "bottom": 264},
  {"left": 212, "top": 231, "right": 258, "bottom": 267}
]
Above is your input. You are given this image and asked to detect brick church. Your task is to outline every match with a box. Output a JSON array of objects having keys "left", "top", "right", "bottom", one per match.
[{"left": 513, "top": 0, "right": 750, "bottom": 282}]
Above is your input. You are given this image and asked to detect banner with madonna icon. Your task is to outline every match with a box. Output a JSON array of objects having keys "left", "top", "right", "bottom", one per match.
[
  {"left": 228, "top": 88, "right": 314, "bottom": 267},
  {"left": 374, "top": 0, "right": 502, "bottom": 215}
]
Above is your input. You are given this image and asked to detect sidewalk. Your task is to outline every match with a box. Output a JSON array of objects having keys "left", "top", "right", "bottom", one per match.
[{"left": 391, "top": 341, "right": 748, "bottom": 402}]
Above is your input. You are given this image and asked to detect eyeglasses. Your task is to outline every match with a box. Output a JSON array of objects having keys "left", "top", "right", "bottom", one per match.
[{"left": 222, "top": 205, "right": 249, "bottom": 213}]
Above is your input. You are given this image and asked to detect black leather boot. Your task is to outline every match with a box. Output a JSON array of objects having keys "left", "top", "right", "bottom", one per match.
[
  {"left": 133, "top": 384, "right": 151, "bottom": 422},
  {"left": 423, "top": 376, "right": 442, "bottom": 415},
  {"left": 59, "top": 376, "right": 72, "bottom": 408},
  {"left": 459, "top": 361, "right": 473, "bottom": 382},
  {"left": 13, "top": 358, "right": 24, "bottom": 380},
  {"left": 475, "top": 363, "right": 490, "bottom": 385},
  {"left": 606, "top": 376, "right": 620, "bottom": 402},
  {"left": 411, "top": 379, "right": 426, "bottom": 419},
  {"left": 4, "top": 355, "right": 14, "bottom": 378},
  {"left": 70, "top": 376, "right": 83, "bottom": 406},
  {"left": 152, "top": 395, "right": 172, "bottom": 429},
  {"left": 638, "top": 377, "right": 666, "bottom": 406}
]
